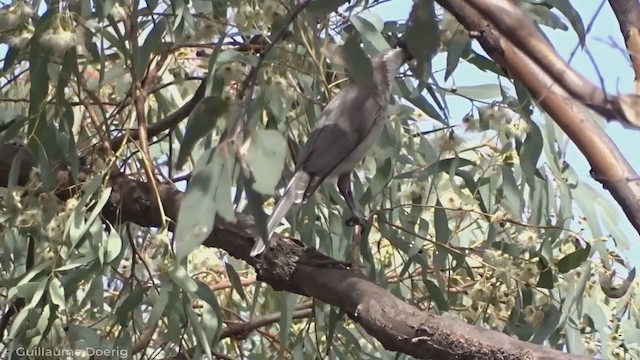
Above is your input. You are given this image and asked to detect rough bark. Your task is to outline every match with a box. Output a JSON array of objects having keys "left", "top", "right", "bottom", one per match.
[{"left": 0, "top": 143, "right": 590, "bottom": 360}]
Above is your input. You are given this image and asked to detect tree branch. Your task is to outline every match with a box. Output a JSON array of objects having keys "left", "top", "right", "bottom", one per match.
[
  {"left": 0, "top": 144, "right": 590, "bottom": 359},
  {"left": 108, "top": 80, "right": 207, "bottom": 153},
  {"left": 436, "top": 0, "right": 640, "bottom": 241},
  {"left": 608, "top": 0, "right": 640, "bottom": 90},
  {"left": 169, "top": 307, "right": 314, "bottom": 359},
  {"left": 462, "top": 0, "right": 640, "bottom": 128}
]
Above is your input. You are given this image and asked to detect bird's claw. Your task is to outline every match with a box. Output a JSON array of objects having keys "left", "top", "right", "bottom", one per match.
[{"left": 345, "top": 214, "right": 366, "bottom": 227}]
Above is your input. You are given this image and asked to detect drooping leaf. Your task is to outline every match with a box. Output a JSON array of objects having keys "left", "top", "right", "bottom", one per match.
[
  {"left": 244, "top": 129, "right": 287, "bottom": 194},
  {"left": 405, "top": 0, "right": 439, "bottom": 80},
  {"left": 520, "top": 120, "right": 544, "bottom": 186},
  {"left": 195, "top": 281, "right": 224, "bottom": 346},
  {"left": 342, "top": 34, "right": 374, "bottom": 87},
  {"left": 444, "top": 37, "right": 470, "bottom": 80},
  {"left": 530, "top": 304, "right": 561, "bottom": 344},
  {"left": 444, "top": 84, "right": 505, "bottom": 100},
  {"left": 48, "top": 277, "right": 66, "bottom": 310},
  {"left": 175, "top": 145, "right": 238, "bottom": 260},
  {"left": 115, "top": 286, "right": 150, "bottom": 326},
  {"left": 544, "top": 0, "right": 586, "bottom": 46},
  {"left": 176, "top": 95, "right": 229, "bottom": 169},
  {"left": 350, "top": 15, "right": 392, "bottom": 51},
  {"left": 556, "top": 243, "right": 591, "bottom": 273},
  {"left": 224, "top": 262, "right": 247, "bottom": 302}
]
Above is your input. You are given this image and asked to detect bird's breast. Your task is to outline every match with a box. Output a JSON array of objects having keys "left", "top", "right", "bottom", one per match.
[{"left": 330, "top": 118, "right": 386, "bottom": 177}]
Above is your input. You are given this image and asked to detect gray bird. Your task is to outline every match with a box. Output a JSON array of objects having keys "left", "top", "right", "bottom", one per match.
[{"left": 251, "top": 40, "right": 413, "bottom": 257}]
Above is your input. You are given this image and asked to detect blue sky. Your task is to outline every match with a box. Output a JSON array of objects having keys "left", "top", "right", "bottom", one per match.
[{"left": 371, "top": 1, "right": 640, "bottom": 265}]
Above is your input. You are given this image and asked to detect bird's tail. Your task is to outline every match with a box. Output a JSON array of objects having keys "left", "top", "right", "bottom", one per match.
[{"left": 250, "top": 171, "right": 310, "bottom": 257}]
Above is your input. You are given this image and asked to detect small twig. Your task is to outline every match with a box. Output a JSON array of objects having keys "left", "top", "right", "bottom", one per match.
[
  {"left": 0, "top": 118, "right": 17, "bottom": 134},
  {"left": 127, "top": 0, "right": 167, "bottom": 226},
  {"left": 73, "top": 68, "right": 113, "bottom": 153},
  {"left": 351, "top": 225, "right": 363, "bottom": 271},
  {"left": 0, "top": 68, "right": 29, "bottom": 90},
  {"left": 170, "top": 172, "right": 192, "bottom": 184},
  {"left": 109, "top": 80, "right": 207, "bottom": 152},
  {"left": 209, "top": 277, "right": 256, "bottom": 291},
  {"left": 166, "top": 308, "right": 312, "bottom": 360},
  {"left": 230, "top": 0, "right": 314, "bottom": 138}
]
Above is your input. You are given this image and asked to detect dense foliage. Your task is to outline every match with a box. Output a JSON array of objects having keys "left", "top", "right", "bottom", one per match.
[{"left": 0, "top": 0, "right": 637, "bottom": 359}]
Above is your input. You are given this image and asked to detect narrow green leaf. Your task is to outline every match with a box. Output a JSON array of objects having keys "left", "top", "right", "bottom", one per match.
[
  {"left": 69, "top": 186, "right": 112, "bottom": 249},
  {"left": 397, "top": 79, "right": 446, "bottom": 124},
  {"left": 9, "top": 280, "right": 46, "bottom": 338},
  {"left": 544, "top": 0, "right": 586, "bottom": 46},
  {"left": 350, "top": 15, "right": 392, "bottom": 51},
  {"left": 137, "top": 18, "right": 168, "bottom": 76},
  {"left": 405, "top": 0, "right": 439, "bottom": 79},
  {"left": 187, "top": 306, "right": 213, "bottom": 358},
  {"left": 520, "top": 120, "right": 543, "bottom": 186},
  {"left": 556, "top": 243, "right": 591, "bottom": 273},
  {"left": 444, "top": 37, "right": 470, "bottom": 80},
  {"left": 536, "top": 256, "right": 554, "bottom": 289},
  {"left": 176, "top": 95, "right": 229, "bottom": 169},
  {"left": 245, "top": 129, "right": 287, "bottom": 194},
  {"left": 433, "top": 199, "right": 451, "bottom": 271},
  {"left": 342, "top": 34, "right": 374, "bottom": 87},
  {"left": 424, "top": 279, "right": 449, "bottom": 311},
  {"left": 11, "top": 282, "right": 41, "bottom": 300},
  {"left": 169, "top": 264, "right": 199, "bottom": 294},
  {"left": 368, "top": 157, "right": 394, "bottom": 197},
  {"left": 573, "top": 182, "right": 603, "bottom": 238},
  {"left": 446, "top": 84, "right": 504, "bottom": 100},
  {"left": 522, "top": 2, "right": 568, "bottom": 31},
  {"left": 101, "top": 227, "right": 123, "bottom": 264},
  {"left": 7, "top": 148, "right": 27, "bottom": 189},
  {"left": 56, "top": 254, "right": 97, "bottom": 271},
  {"left": 67, "top": 324, "right": 107, "bottom": 349},
  {"left": 147, "top": 283, "right": 172, "bottom": 326},
  {"left": 2, "top": 46, "right": 20, "bottom": 72},
  {"left": 307, "top": 0, "right": 344, "bottom": 17},
  {"left": 195, "top": 281, "right": 224, "bottom": 346},
  {"left": 501, "top": 166, "right": 522, "bottom": 220},
  {"left": 530, "top": 304, "right": 561, "bottom": 344},
  {"left": 175, "top": 146, "right": 238, "bottom": 260},
  {"left": 0, "top": 115, "right": 28, "bottom": 144},
  {"left": 278, "top": 293, "right": 298, "bottom": 354},
  {"left": 224, "top": 262, "right": 247, "bottom": 301},
  {"left": 115, "top": 286, "right": 149, "bottom": 326},
  {"left": 48, "top": 277, "right": 66, "bottom": 310}
]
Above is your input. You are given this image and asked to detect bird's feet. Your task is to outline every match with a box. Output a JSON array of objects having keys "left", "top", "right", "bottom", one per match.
[{"left": 344, "top": 214, "right": 366, "bottom": 227}]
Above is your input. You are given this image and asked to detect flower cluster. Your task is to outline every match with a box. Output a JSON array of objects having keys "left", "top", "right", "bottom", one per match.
[
  {"left": 39, "top": 12, "right": 83, "bottom": 56},
  {"left": 233, "top": 0, "right": 286, "bottom": 32},
  {"left": 0, "top": 1, "right": 34, "bottom": 30}
]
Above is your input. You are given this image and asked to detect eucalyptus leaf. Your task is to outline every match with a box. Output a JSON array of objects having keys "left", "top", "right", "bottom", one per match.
[{"left": 244, "top": 129, "right": 287, "bottom": 194}]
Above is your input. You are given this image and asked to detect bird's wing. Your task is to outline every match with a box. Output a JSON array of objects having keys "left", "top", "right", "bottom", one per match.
[{"left": 296, "top": 86, "right": 382, "bottom": 198}]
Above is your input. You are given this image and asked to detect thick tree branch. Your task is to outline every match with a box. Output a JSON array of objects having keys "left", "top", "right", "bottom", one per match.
[
  {"left": 609, "top": 0, "right": 640, "bottom": 89},
  {"left": 436, "top": 0, "right": 640, "bottom": 240},
  {"left": 0, "top": 144, "right": 590, "bottom": 360},
  {"left": 462, "top": 0, "right": 640, "bottom": 128}
]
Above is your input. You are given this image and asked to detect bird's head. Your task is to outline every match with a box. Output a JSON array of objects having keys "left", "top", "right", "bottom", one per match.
[{"left": 394, "top": 38, "right": 414, "bottom": 62}]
